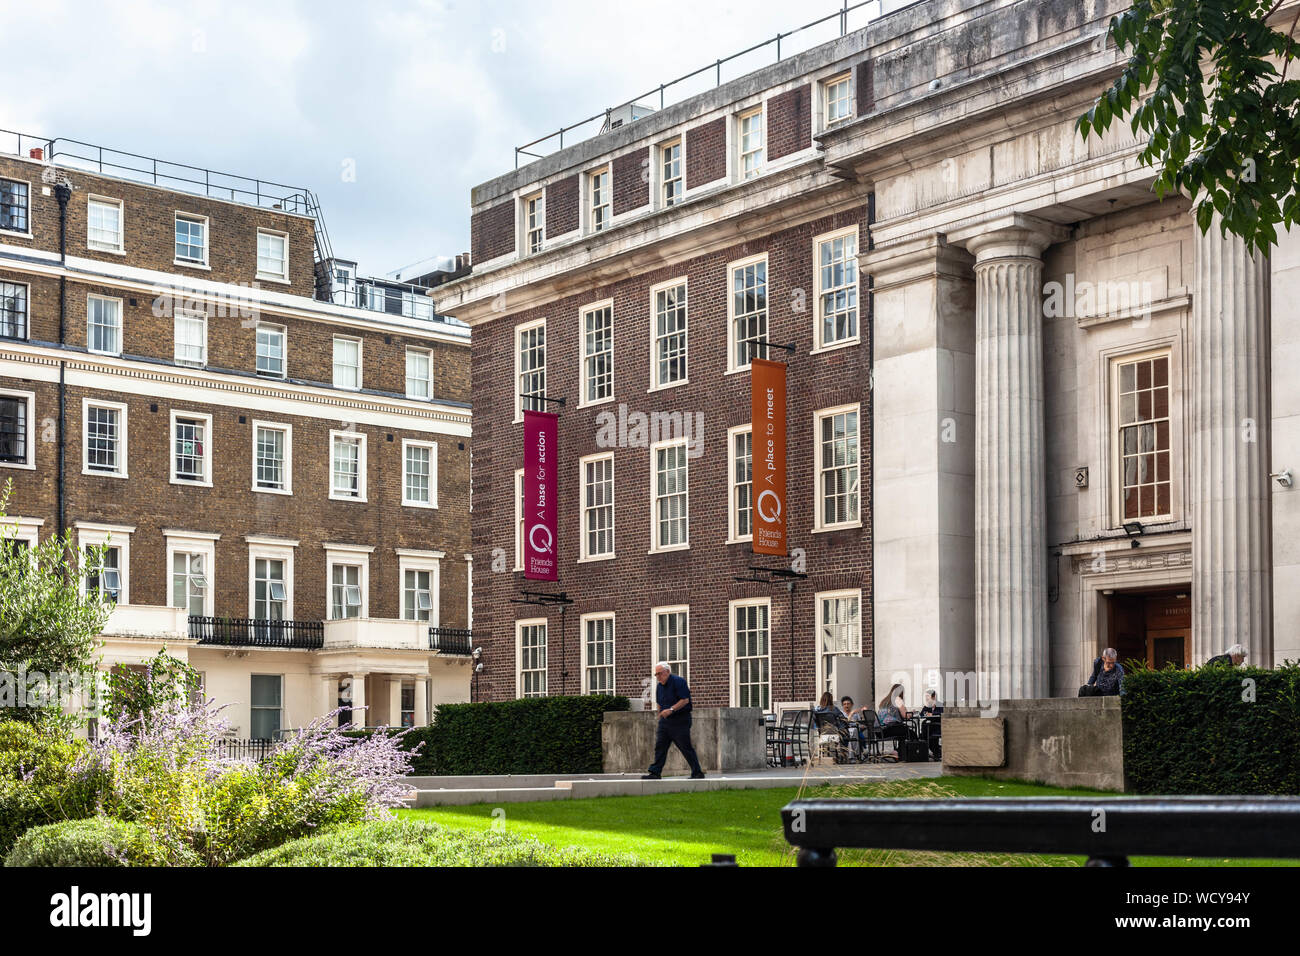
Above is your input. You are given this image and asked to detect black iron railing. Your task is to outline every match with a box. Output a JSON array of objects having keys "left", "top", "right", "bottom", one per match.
[
  {"left": 780, "top": 796, "right": 1300, "bottom": 867},
  {"left": 189, "top": 616, "right": 324, "bottom": 650},
  {"left": 429, "top": 627, "right": 473, "bottom": 655},
  {"left": 213, "top": 737, "right": 278, "bottom": 762}
]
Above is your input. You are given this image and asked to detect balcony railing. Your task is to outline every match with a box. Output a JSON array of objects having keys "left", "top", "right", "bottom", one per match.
[
  {"left": 189, "top": 617, "right": 324, "bottom": 650},
  {"left": 429, "top": 627, "right": 473, "bottom": 655},
  {"left": 213, "top": 737, "right": 278, "bottom": 762}
]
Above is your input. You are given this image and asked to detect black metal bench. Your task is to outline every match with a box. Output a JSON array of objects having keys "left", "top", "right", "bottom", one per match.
[{"left": 780, "top": 796, "right": 1300, "bottom": 866}]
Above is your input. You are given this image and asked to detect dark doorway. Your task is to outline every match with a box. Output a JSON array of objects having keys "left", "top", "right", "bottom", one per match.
[{"left": 1105, "top": 587, "right": 1191, "bottom": 670}]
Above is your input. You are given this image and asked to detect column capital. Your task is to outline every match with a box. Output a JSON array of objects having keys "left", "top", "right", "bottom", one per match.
[
  {"left": 861, "top": 233, "right": 974, "bottom": 293},
  {"left": 949, "top": 213, "right": 1071, "bottom": 263}
]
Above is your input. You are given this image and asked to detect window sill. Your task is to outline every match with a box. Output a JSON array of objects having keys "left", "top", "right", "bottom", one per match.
[
  {"left": 405, "top": 392, "right": 433, "bottom": 402},
  {"left": 402, "top": 500, "right": 438, "bottom": 510},
  {"left": 726, "top": 536, "right": 754, "bottom": 546},
  {"left": 0, "top": 229, "right": 33, "bottom": 240},
  {"left": 88, "top": 244, "right": 126, "bottom": 256},
  {"left": 87, "top": 348, "right": 123, "bottom": 358},
  {"left": 170, "top": 478, "right": 213, "bottom": 488},
  {"left": 810, "top": 337, "right": 860, "bottom": 356},
  {"left": 578, "top": 395, "right": 615, "bottom": 410},
  {"left": 257, "top": 274, "right": 292, "bottom": 286},
  {"left": 648, "top": 544, "right": 690, "bottom": 555},
  {"left": 255, "top": 370, "right": 287, "bottom": 380},
  {"left": 174, "top": 259, "right": 211, "bottom": 270},
  {"left": 0, "top": 461, "right": 36, "bottom": 471},
  {"left": 578, "top": 554, "right": 616, "bottom": 564},
  {"left": 329, "top": 493, "right": 369, "bottom": 503},
  {"left": 82, "top": 468, "right": 128, "bottom": 480},
  {"left": 252, "top": 486, "right": 293, "bottom": 496},
  {"left": 648, "top": 379, "right": 689, "bottom": 394},
  {"left": 812, "top": 522, "right": 862, "bottom": 534}
]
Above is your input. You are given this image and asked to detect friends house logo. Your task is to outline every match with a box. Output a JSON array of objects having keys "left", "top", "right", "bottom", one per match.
[{"left": 49, "top": 886, "right": 152, "bottom": 937}]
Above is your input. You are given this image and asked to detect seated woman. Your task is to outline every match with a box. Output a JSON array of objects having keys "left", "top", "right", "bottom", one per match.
[
  {"left": 920, "top": 690, "right": 943, "bottom": 716},
  {"left": 877, "top": 683, "right": 918, "bottom": 756}
]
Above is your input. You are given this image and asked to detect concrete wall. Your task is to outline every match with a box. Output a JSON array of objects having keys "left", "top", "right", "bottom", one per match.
[
  {"left": 942, "top": 697, "right": 1124, "bottom": 791},
  {"left": 602, "top": 708, "right": 766, "bottom": 775}
]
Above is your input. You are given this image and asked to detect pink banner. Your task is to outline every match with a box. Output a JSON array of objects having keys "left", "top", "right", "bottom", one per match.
[{"left": 523, "top": 410, "right": 558, "bottom": 581}]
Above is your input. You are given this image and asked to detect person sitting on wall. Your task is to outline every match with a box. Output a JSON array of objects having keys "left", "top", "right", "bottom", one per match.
[
  {"left": 1206, "top": 644, "right": 1248, "bottom": 667},
  {"left": 877, "top": 683, "right": 917, "bottom": 757},
  {"left": 1081, "top": 647, "right": 1125, "bottom": 696}
]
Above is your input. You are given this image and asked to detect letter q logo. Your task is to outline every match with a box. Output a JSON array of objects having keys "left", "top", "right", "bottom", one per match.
[
  {"left": 757, "top": 490, "right": 783, "bottom": 524},
  {"left": 529, "top": 523, "right": 554, "bottom": 555}
]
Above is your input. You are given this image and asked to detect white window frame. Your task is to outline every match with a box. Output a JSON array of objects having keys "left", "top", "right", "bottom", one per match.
[
  {"left": 580, "top": 611, "right": 616, "bottom": 695},
  {"left": 0, "top": 515, "right": 43, "bottom": 553},
  {"left": 726, "top": 252, "right": 769, "bottom": 373},
  {"left": 579, "top": 451, "right": 616, "bottom": 562},
  {"left": 173, "top": 310, "right": 208, "bottom": 366},
  {"left": 86, "top": 293, "right": 123, "bottom": 357},
  {"left": 727, "top": 424, "right": 753, "bottom": 544},
  {"left": 728, "top": 597, "right": 771, "bottom": 710},
  {"left": 815, "top": 588, "right": 862, "bottom": 696},
  {"left": 251, "top": 421, "right": 292, "bottom": 495},
  {"left": 737, "top": 106, "right": 765, "bottom": 180},
  {"left": 405, "top": 347, "right": 432, "bottom": 400},
  {"left": 86, "top": 195, "right": 124, "bottom": 254},
  {"left": 0, "top": 279, "right": 31, "bottom": 340},
  {"left": 325, "top": 543, "right": 373, "bottom": 620},
  {"left": 0, "top": 388, "right": 36, "bottom": 470},
  {"left": 523, "top": 191, "right": 545, "bottom": 254},
  {"left": 814, "top": 403, "right": 862, "bottom": 532},
  {"left": 76, "top": 522, "right": 135, "bottom": 606},
  {"left": 256, "top": 229, "right": 290, "bottom": 283},
  {"left": 821, "top": 72, "right": 853, "bottom": 131},
  {"left": 813, "top": 225, "right": 860, "bottom": 352},
  {"left": 1110, "top": 347, "right": 1176, "bottom": 527},
  {"left": 516, "top": 617, "right": 548, "bottom": 699},
  {"left": 579, "top": 299, "right": 614, "bottom": 408},
  {"left": 255, "top": 323, "right": 287, "bottom": 379},
  {"left": 649, "top": 437, "right": 690, "bottom": 554},
  {"left": 514, "top": 317, "right": 546, "bottom": 422},
  {"left": 174, "top": 212, "right": 210, "bottom": 268},
  {"left": 659, "top": 138, "right": 684, "bottom": 209},
  {"left": 82, "top": 397, "right": 128, "bottom": 479},
  {"left": 514, "top": 468, "right": 525, "bottom": 571},
  {"left": 250, "top": 674, "right": 284, "bottom": 741},
  {"left": 402, "top": 439, "right": 438, "bottom": 509},
  {"left": 246, "top": 535, "right": 297, "bottom": 621},
  {"left": 648, "top": 277, "right": 688, "bottom": 392},
  {"left": 0, "top": 176, "right": 32, "bottom": 238},
  {"left": 169, "top": 409, "right": 213, "bottom": 486},
  {"left": 652, "top": 605, "right": 690, "bottom": 684},
  {"left": 587, "top": 166, "right": 611, "bottom": 234},
  {"left": 164, "top": 530, "right": 219, "bottom": 619},
  {"left": 332, "top": 335, "right": 362, "bottom": 390},
  {"left": 329, "top": 430, "right": 368, "bottom": 502},
  {"left": 398, "top": 549, "right": 442, "bottom": 625}
]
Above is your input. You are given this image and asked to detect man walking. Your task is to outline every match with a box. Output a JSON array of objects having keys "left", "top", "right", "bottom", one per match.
[{"left": 642, "top": 662, "right": 705, "bottom": 780}]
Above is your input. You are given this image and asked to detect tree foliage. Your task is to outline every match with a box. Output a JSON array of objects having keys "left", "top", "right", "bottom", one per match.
[{"left": 1079, "top": 0, "right": 1300, "bottom": 253}]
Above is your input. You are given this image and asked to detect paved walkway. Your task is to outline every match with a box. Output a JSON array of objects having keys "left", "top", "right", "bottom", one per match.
[{"left": 404, "top": 760, "right": 943, "bottom": 807}]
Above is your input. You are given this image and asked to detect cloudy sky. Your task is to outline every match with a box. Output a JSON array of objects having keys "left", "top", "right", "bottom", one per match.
[{"left": 3, "top": 0, "right": 906, "bottom": 277}]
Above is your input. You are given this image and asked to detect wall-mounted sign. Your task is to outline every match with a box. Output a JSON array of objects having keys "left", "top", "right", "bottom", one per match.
[
  {"left": 523, "top": 409, "right": 558, "bottom": 580},
  {"left": 751, "top": 357, "right": 787, "bottom": 556}
]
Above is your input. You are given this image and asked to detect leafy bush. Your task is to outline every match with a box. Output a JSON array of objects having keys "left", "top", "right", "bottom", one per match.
[
  {"left": 235, "top": 818, "right": 646, "bottom": 867},
  {"left": 4, "top": 817, "right": 166, "bottom": 867},
  {"left": 419, "top": 695, "right": 629, "bottom": 775},
  {"left": 0, "top": 721, "right": 94, "bottom": 855},
  {"left": 1123, "top": 662, "right": 1300, "bottom": 794},
  {"left": 73, "top": 703, "right": 417, "bottom": 865}
]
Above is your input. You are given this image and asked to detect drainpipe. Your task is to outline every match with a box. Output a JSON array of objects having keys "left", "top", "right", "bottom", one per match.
[{"left": 55, "top": 183, "right": 71, "bottom": 542}]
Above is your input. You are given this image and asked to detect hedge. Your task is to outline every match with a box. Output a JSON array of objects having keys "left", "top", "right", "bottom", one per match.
[
  {"left": 347, "top": 694, "right": 629, "bottom": 776},
  {"left": 5, "top": 818, "right": 157, "bottom": 868},
  {"left": 1122, "top": 662, "right": 1300, "bottom": 794},
  {"left": 235, "top": 818, "right": 646, "bottom": 867}
]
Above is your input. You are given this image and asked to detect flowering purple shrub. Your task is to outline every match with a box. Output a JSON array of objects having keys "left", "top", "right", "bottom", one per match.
[{"left": 74, "top": 701, "right": 417, "bottom": 866}]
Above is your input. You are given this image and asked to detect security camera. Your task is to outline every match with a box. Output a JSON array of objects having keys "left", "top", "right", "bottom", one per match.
[{"left": 1271, "top": 470, "right": 1293, "bottom": 488}]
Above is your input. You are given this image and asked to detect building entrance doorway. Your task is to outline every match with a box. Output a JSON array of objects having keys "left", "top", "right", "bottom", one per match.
[{"left": 1105, "top": 587, "right": 1191, "bottom": 669}]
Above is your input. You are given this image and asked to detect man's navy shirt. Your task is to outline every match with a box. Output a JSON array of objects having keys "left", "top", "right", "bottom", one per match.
[{"left": 656, "top": 674, "right": 693, "bottom": 721}]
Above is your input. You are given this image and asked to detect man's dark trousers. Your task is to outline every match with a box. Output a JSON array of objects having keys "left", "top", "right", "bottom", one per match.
[{"left": 649, "top": 716, "right": 703, "bottom": 777}]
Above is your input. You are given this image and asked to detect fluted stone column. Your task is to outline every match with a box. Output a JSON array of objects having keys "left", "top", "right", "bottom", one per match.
[
  {"left": 1191, "top": 215, "right": 1272, "bottom": 663},
  {"left": 959, "top": 216, "right": 1065, "bottom": 699}
]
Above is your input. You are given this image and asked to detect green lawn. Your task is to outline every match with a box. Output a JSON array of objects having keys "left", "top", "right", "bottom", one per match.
[{"left": 400, "top": 776, "right": 1298, "bottom": 867}]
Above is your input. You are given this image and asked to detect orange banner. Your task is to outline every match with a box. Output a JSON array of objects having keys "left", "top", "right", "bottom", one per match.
[{"left": 751, "top": 357, "right": 787, "bottom": 556}]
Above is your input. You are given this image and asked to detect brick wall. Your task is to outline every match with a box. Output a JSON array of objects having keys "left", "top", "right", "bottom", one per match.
[
  {"left": 0, "top": 157, "right": 317, "bottom": 294},
  {"left": 470, "top": 206, "right": 872, "bottom": 706},
  {"left": 767, "top": 85, "right": 812, "bottom": 161},
  {"left": 470, "top": 201, "right": 515, "bottom": 265},
  {"left": 685, "top": 118, "right": 727, "bottom": 190},
  {"left": 612, "top": 149, "right": 649, "bottom": 216},
  {"left": 546, "top": 175, "right": 579, "bottom": 237}
]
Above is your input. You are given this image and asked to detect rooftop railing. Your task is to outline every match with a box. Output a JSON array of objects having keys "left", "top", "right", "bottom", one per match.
[{"left": 513, "top": 0, "right": 920, "bottom": 168}]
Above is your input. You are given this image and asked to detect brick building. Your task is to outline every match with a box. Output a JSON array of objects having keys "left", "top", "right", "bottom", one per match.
[
  {"left": 436, "top": 32, "right": 875, "bottom": 709},
  {"left": 439, "top": 0, "right": 1300, "bottom": 706},
  {"left": 0, "top": 134, "right": 472, "bottom": 736}
]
